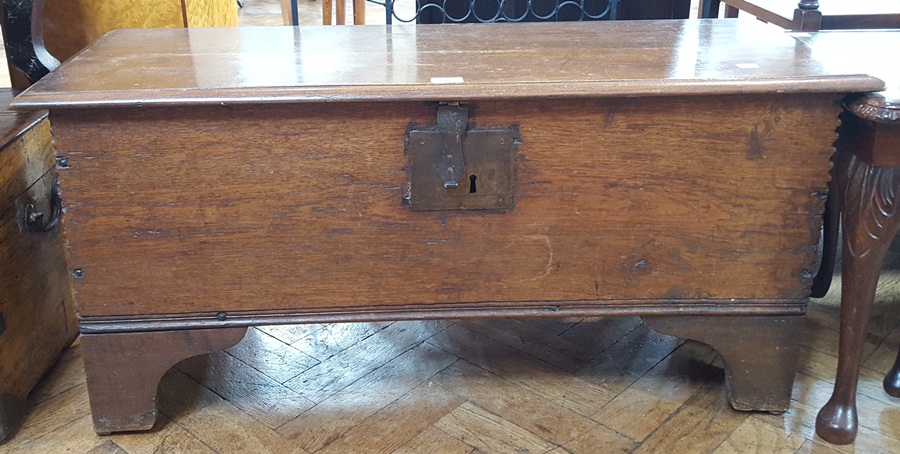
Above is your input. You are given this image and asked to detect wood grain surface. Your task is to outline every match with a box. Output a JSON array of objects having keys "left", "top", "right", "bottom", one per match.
[
  {"left": 10, "top": 20, "right": 884, "bottom": 110},
  {"left": 81, "top": 327, "right": 247, "bottom": 434},
  {"left": 43, "top": 0, "right": 185, "bottom": 62},
  {"left": 0, "top": 101, "right": 52, "bottom": 212},
  {"left": 645, "top": 315, "right": 802, "bottom": 412},
  {"left": 184, "top": 0, "right": 238, "bottom": 27},
  {"left": 0, "top": 94, "right": 77, "bottom": 439},
  {"left": 42, "top": 0, "right": 238, "bottom": 63},
  {"left": 7, "top": 303, "right": 900, "bottom": 452},
  {"left": 3, "top": 4, "right": 900, "bottom": 450},
  {"left": 50, "top": 94, "right": 840, "bottom": 318}
]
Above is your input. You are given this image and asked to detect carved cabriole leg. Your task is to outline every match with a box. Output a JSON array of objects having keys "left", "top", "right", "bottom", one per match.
[
  {"left": 642, "top": 315, "right": 802, "bottom": 412},
  {"left": 815, "top": 153, "right": 900, "bottom": 444},
  {"left": 80, "top": 327, "right": 247, "bottom": 434}
]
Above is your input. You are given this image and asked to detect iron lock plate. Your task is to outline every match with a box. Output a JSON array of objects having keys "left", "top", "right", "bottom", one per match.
[{"left": 407, "top": 104, "right": 518, "bottom": 211}]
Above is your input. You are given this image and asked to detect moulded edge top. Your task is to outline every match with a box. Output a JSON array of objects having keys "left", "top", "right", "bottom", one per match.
[{"left": 8, "top": 20, "right": 889, "bottom": 110}]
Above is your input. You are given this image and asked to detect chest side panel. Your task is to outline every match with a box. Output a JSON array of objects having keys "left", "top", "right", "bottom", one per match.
[
  {"left": 0, "top": 117, "right": 77, "bottom": 401},
  {"left": 51, "top": 95, "right": 839, "bottom": 317}
]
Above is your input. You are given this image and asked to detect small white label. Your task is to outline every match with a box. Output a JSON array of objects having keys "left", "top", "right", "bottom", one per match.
[
  {"left": 430, "top": 76, "right": 465, "bottom": 84},
  {"left": 789, "top": 32, "right": 813, "bottom": 38},
  {"left": 735, "top": 63, "right": 760, "bottom": 69}
]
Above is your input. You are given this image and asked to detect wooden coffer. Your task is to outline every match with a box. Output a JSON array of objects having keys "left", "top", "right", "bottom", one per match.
[
  {"left": 0, "top": 91, "right": 76, "bottom": 440},
  {"left": 8, "top": 20, "right": 885, "bottom": 434}
]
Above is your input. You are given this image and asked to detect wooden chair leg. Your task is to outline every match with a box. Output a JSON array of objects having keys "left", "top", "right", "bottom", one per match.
[
  {"left": 336, "top": 0, "right": 346, "bottom": 24},
  {"left": 709, "top": 0, "right": 722, "bottom": 18},
  {"left": 353, "top": 0, "right": 366, "bottom": 24},
  {"left": 698, "top": 0, "right": 721, "bottom": 19},
  {"left": 323, "top": 0, "right": 333, "bottom": 25},
  {"left": 278, "top": 0, "right": 294, "bottom": 25},
  {"left": 643, "top": 315, "right": 802, "bottom": 412},
  {"left": 816, "top": 153, "right": 900, "bottom": 444},
  {"left": 81, "top": 327, "right": 247, "bottom": 434},
  {"left": 724, "top": 5, "right": 739, "bottom": 18}
]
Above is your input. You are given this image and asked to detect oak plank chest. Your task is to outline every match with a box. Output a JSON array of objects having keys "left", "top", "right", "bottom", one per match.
[
  {"left": 9, "top": 20, "right": 884, "bottom": 434},
  {"left": 0, "top": 90, "right": 77, "bottom": 440}
]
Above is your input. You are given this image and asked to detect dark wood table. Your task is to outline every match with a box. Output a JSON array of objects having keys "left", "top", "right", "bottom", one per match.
[
  {"left": 790, "top": 29, "right": 900, "bottom": 445},
  {"left": 700, "top": 0, "right": 900, "bottom": 31},
  {"left": 9, "top": 20, "right": 883, "bottom": 435}
]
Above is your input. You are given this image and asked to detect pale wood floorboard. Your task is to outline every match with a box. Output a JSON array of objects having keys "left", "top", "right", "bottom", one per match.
[{"left": 3, "top": 1, "right": 900, "bottom": 453}]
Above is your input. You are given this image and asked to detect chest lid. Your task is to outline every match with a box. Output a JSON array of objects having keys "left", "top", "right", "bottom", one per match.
[{"left": 9, "top": 19, "right": 885, "bottom": 110}]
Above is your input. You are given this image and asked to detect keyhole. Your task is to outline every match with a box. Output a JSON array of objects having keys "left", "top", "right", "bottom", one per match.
[{"left": 469, "top": 175, "right": 477, "bottom": 194}]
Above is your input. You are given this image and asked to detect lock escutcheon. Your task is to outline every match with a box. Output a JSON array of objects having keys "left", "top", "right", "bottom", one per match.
[{"left": 407, "top": 103, "right": 518, "bottom": 211}]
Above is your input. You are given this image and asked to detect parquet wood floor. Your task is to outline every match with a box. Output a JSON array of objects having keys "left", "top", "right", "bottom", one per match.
[
  {"left": 3, "top": 297, "right": 900, "bottom": 453},
  {"left": 3, "top": 1, "right": 900, "bottom": 453}
]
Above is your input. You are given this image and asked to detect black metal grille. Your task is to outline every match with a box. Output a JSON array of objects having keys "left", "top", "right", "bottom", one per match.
[{"left": 366, "top": 0, "right": 619, "bottom": 24}]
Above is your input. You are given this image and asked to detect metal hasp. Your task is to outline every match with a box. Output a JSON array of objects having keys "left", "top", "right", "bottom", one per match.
[
  {"left": 407, "top": 103, "right": 518, "bottom": 211},
  {"left": 435, "top": 103, "right": 467, "bottom": 189}
]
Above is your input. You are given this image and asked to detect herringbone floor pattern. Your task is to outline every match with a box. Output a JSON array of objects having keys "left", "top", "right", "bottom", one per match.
[{"left": 3, "top": 300, "right": 900, "bottom": 453}]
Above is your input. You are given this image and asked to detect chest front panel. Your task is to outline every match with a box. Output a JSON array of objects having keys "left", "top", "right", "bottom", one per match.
[{"left": 51, "top": 95, "right": 838, "bottom": 317}]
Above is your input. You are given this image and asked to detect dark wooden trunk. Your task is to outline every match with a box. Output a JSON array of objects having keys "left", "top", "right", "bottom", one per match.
[{"left": 0, "top": 90, "right": 77, "bottom": 441}]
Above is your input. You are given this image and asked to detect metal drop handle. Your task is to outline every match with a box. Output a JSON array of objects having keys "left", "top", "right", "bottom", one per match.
[{"left": 23, "top": 175, "right": 62, "bottom": 232}]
